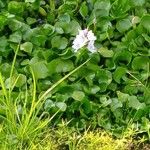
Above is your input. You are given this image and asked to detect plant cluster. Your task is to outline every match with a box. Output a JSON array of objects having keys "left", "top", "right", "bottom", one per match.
[{"left": 0, "top": 0, "right": 150, "bottom": 148}]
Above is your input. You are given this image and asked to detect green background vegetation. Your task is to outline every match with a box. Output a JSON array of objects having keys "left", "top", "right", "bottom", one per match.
[{"left": 0, "top": 0, "right": 150, "bottom": 149}]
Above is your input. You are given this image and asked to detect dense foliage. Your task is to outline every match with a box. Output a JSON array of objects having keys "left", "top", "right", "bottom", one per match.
[{"left": 0, "top": 0, "right": 150, "bottom": 139}]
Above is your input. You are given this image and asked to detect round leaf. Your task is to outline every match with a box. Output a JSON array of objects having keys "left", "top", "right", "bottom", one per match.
[
  {"left": 116, "top": 19, "right": 132, "bottom": 33},
  {"left": 99, "top": 47, "right": 114, "bottom": 58},
  {"left": 51, "top": 36, "right": 68, "bottom": 49},
  {"left": 9, "top": 31, "right": 22, "bottom": 43},
  {"left": 30, "top": 61, "right": 48, "bottom": 79},
  {"left": 58, "top": 13, "right": 70, "bottom": 23},
  {"left": 113, "top": 67, "right": 127, "bottom": 83},
  {"left": 130, "top": 0, "right": 145, "bottom": 7},
  {"left": 72, "top": 91, "right": 85, "bottom": 101},
  {"left": 113, "top": 50, "right": 132, "bottom": 65},
  {"left": 44, "top": 99, "right": 55, "bottom": 111},
  {"left": 16, "top": 74, "right": 27, "bottom": 87},
  {"left": 141, "top": 15, "right": 150, "bottom": 32},
  {"left": 56, "top": 102, "right": 67, "bottom": 111},
  {"left": 8, "top": 1, "right": 24, "bottom": 15},
  {"left": 132, "top": 56, "right": 149, "bottom": 70},
  {"left": 128, "top": 96, "right": 146, "bottom": 110},
  {"left": 47, "top": 58, "right": 74, "bottom": 74},
  {"left": 20, "top": 42, "right": 33, "bottom": 54}
]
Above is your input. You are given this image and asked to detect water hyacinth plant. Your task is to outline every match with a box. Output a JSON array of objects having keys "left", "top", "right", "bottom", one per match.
[{"left": 0, "top": 0, "right": 150, "bottom": 149}]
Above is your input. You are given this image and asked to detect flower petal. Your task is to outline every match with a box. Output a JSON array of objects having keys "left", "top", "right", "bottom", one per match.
[
  {"left": 87, "top": 41, "right": 97, "bottom": 53},
  {"left": 72, "top": 28, "right": 97, "bottom": 53},
  {"left": 87, "top": 30, "right": 96, "bottom": 41}
]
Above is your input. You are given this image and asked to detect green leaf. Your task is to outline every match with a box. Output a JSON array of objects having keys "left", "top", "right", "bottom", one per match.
[
  {"left": 31, "top": 34, "right": 47, "bottom": 47},
  {"left": 68, "top": 20, "right": 81, "bottom": 35},
  {"left": 30, "top": 61, "right": 48, "bottom": 79},
  {"left": 140, "top": 70, "right": 150, "bottom": 81},
  {"left": 94, "top": 8, "right": 110, "bottom": 18},
  {"left": 16, "top": 74, "right": 27, "bottom": 87},
  {"left": 51, "top": 36, "right": 68, "bottom": 49},
  {"left": 99, "top": 47, "right": 114, "bottom": 58},
  {"left": 8, "top": 1, "right": 24, "bottom": 15},
  {"left": 8, "top": 19, "right": 23, "bottom": 31},
  {"left": 56, "top": 102, "right": 67, "bottom": 111},
  {"left": 58, "top": 3, "right": 76, "bottom": 14},
  {"left": 58, "top": 13, "right": 70, "bottom": 23},
  {"left": 44, "top": 99, "right": 55, "bottom": 111},
  {"left": 47, "top": 58, "right": 74, "bottom": 74},
  {"left": 42, "top": 24, "right": 55, "bottom": 36},
  {"left": 82, "top": 99, "right": 92, "bottom": 114},
  {"left": 142, "top": 33, "right": 150, "bottom": 43},
  {"left": 117, "top": 91, "right": 129, "bottom": 102},
  {"left": 100, "top": 96, "right": 112, "bottom": 107},
  {"left": 97, "top": 69, "right": 112, "bottom": 92},
  {"left": 111, "top": 98, "right": 123, "bottom": 111},
  {"left": 93, "top": 0, "right": 111, "bottom": 18},
  {"left": 128, "top": 96, "right": 146, "bottom": 110},
  {"left": 55, "top": 20, "right": 81, "bottom": 35},
  {"left": 5, "top": 75, "right": 24, "bottom": 89},
  {"left": 9, "top": 31, "right": 22, "bottom": 43},
  {"left": 111, "top": 0, "right": 130, "bottom": 18},
  {"left": 79, "top": 2, "right": 88, "bottom": 18},
  {"left": 113, "top": 50, "right": 132, "bottom": 65},
  {"left": 21, "top": 59, "right": 30, "bottom": 66},
  {"left": 55, "top": 27, "right": 64, "bottom": 34},
  {"left": 26, "top": 17, "right": 37, "bottom": 25},
  {"left": 110, "top": 0, "right": 131, "bottom": 18},
  {"left": 141, "top": 15, "right": 150, "bottom": 32},
  {"left": 0, "top": 1, "right": 6, "bottom": 8},
  {"left": 55, "top": 93, "right": 70, "bottom": 101},
  {"left": 0, "top": 36, "right": 8, "bottom": 51},
  {"left": 97, "top": 69, "right": 112, "bottom": 85},
  {"left": 20, "top": 42, "right": 33, "bottom": 54},
  {"left": 107, "top": 82, "right": 117, "bottom": 91},
  {"left": 116, "top": 18, "right": 132, "bottom": 33},
  {"left": 94, "top": 0, "right": 111, "bottom": 17},
  {"left": 132, "top": 56, "right": 149, "bottom": 71},
  {"left": 72, "top": 91, "right": 85, "bottom": 101},
  {"left": 113, "top": 67, "right": 127, "bottom": 83},
  {"left": 25, "top": 0, "right": 35, "bottom": 2},
  {"left": 0, "top": 63, "right": 12, "bottom": 78},
  {"left": 105, "top": 59, "right": 116, "bottom": 70},
  {"left": 100, "top": 83, "right": 109, "bottom": 92},
  {"left": 23, "top": 28, "right": 38, "bottom": 41},
  {"left": 135, "top": 35, "right": 144, "bottom": 46},
  {"left": 124, "top": 84, "right": 138, "bottom": 95},
  {"left": 39, "top": 7, "right": 47, "bottom": 16},
  {"left": 94, "top": 0, "right": 111, "bottom": 10},
  {"left": 0, "top": 15, "right": 7, "bottom": 30},
  {"left": 90, "top": 85, "right": 100, "bottom": 94},
  {"left": 141, "top": 117, "right": 150, "bottom": 132},
  {"left": 130, "top": 0, "right": 145, "bottom": 7}
]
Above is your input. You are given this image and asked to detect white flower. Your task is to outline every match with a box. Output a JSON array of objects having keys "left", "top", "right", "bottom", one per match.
[{"left": 72, "top": 28, "right": 97, "bottom": 53}]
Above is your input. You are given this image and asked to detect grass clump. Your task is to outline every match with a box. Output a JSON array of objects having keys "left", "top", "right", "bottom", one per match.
[{"left": 28, "top": 124, "right": 147, "bottom": 150}]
